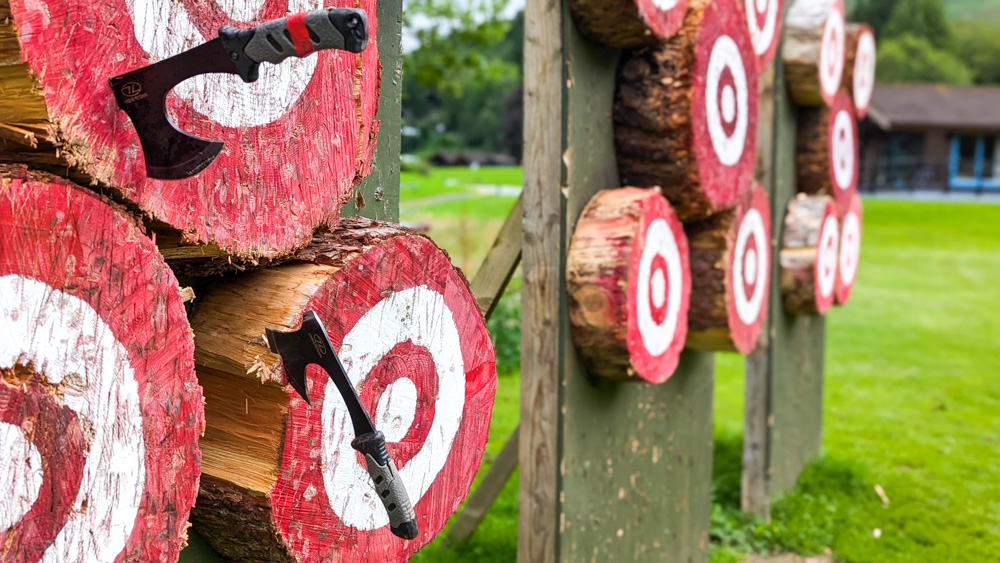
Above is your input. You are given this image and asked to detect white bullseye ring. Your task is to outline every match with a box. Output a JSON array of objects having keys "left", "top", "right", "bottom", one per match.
[
  {"left": 0, "top": 275, "right": 145, "bottom": 562},
  {"left": 126, "top": 0, "right": 323, "bottom": 128},
  {"left": 652, "top": 0, "right": 679, "bottom": 10},
  {"left": 854, "top": 31, "right": 876, "bottom": 111},
  {"left": 650, "top": 268, "right": 667, "bottom": 309},
  {"left": 839, "top": 211, "right": 861, "bottom": 286},
  {"left": 216, "top": 0, "right": 267, "bottom": 21},
  {"left": 636, "top": 219, "right": 683, "bottom": 357},
  {"left": 734, "top": 209, "right": 768, "bottom": 324},
  {"left": 817, "top": 216, "right": 840, "bottom": 298},
  {"left": 705, "top": 35, "right": 749, "bottom": 167},
  {"left": 746, "top": 0, "right": 778, "bottom": 57},
  {"left": 832, "top": 109, "right": 855, "bottom": 191},
  {"left": 819, "top": 8, "right": 845, "bottom": 100},
  {"left": 322, "top": 286, "right": 464, "bottom": 531},
  {"left": 0, "top": 421, "right": 44, "bottom": 532},
  {"left": 375, "top": 378, "right": 417, "bottom": 444}
]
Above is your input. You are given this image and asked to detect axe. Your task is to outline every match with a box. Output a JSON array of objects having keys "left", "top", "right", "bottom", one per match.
[
  {"left": 265, "top": 311, "right": 419, "bottom": 541},
  {"left": 109, "top": 8, "right": 369, "bottom": 180}
]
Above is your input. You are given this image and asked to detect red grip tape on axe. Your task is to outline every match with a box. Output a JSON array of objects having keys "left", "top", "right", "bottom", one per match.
[{"left": 287, "top": 12, "right": 316, "bottom": 57}]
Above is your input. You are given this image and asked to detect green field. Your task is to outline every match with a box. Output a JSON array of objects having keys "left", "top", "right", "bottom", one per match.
[{"left": 402, "top": 167, "right": 1000, "bottom": 561}]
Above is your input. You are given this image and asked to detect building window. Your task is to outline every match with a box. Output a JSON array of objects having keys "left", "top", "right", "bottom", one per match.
[{"left": 950, "top": 135, "right": 1000, "bottom": 190}]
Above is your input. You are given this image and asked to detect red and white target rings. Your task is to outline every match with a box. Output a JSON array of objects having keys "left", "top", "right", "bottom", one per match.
[
  {"left": 849, "top": 24, "right": 877, "bottom": 118},
  {"left": 835, "top": 193, "right": 863, "bottom": 305},
  {"left": 829, "top": 91, "right": 859, "bottom": 210},
  {"left": 569, "top": 0, "right": 688, "bottom": 47},
  {"left": 0, "top": 167, "right": 203, "bottom": 561},
  {"left": 740, "top": 0, "right": 783, "bottom": 71},
  {"left": 568, "top": 188, "right": 691, "bottom": 384},
  {"left": 818, "top": 0, "right": 846, "bottom": 106},
  {"left": 728, "top": 184, "right": 772, "bottom": 353},
  {"left": 271, "top": 235, "right": 496, "bottom": 561},
  {"left": 814, "top": 205, "right": 840, "bottom": 313},
  {"left": 695, "top": 0, "right": 759, "bottom": 213},
  {"left": 10, "top": 0, "right": 381, "bottom": 259}
]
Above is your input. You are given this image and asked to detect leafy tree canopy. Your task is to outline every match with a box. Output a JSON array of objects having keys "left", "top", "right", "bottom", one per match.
[
  {"left": 882, "top": 0, "right": 952, "bottom": 50},
  {"left": 876, "top": 33, "right": 973, "bottom": 85},
  {"left": 952, "top": 20, "right": 1000, "bottom": 85}
]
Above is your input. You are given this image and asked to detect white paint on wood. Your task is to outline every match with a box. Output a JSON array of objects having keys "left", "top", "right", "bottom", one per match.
[
  {"left": 636, "top": 219, "right": 683, "bottom": 356},
  {"left": 126, "top": 0, "right": 324, "bottom": 127},
  {"left": 854, "top": 30, "right": 876, "bottom": 111},
  {"left": 652, "top": 0, "right": 680, "bottom": 10},
  {"left": 816, "top": 216, "right": 839, "bottom": 298},
  {"left": 0, "top": 275, "right": 145, "bottom": 563},
  {"left": 375, "top": 377, "right": 418, "bottom": 444},
  {"left": 819, "top": 7, "right": 845, "bottom": 101},
  {"left": 832, "top": 109, "right": 855, "bottom": 191},
  {"left": 839, "top": 210, "right": 860, "bottom": 287},
  {"left": 216, "top": 0, "right": 268, "bottom": 21},
  {"left": 0, "top": 421, "right": 44, "bottom": 532},
  {"left": 706, "top": 35, "right": 749, "bottom": 167},
  {"left": 734, "top": 208, "right": 768, "bottom": 324},
  {"left": 746, "top": 0, "right": 779, "bottom": 57},
  {"left": 321, "top": 286, "right": 464, "bottom": 531}
]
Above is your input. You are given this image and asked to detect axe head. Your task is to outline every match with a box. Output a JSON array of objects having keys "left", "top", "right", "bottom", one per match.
[{"left": 265, "top": 311, "right": 333, "bottom": 404}]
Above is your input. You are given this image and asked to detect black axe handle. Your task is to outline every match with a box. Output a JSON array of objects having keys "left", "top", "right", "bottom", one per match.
[{"left": 352, "top": 431, "right": 419, "bottom": 540}]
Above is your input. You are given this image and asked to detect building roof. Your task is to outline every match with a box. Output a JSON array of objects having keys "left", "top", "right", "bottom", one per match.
[{"left": 867, "top": 84, "right": 1000, "bottom": 132}]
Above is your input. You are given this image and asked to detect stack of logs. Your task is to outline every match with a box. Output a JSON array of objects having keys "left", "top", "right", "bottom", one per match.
[
  {"left": 565, "top": 0, "right": 872, "bottom": 384},
  {"left": 0, "top": 1, "right": 496, "bottom": 561}
]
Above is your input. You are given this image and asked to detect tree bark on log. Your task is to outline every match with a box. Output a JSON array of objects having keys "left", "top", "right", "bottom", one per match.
[
  {"left": 567, "top": 187, "right": 691, "bottom": 383},
  {"left": 783, "top": 0, "right": 845, "bottom": 106},
  {"left": 568, "top": 0, "right": 687, "bottom": 48},
  {"left": 615, "top": 0, "right": 758, "bottom": 222},
  {"left": 796, "top": 90, "right": 858, "bottom": 211},
  {"left": 738, "top": 0, "right": 783, "bottom": 72},
  {"left": 0, "top": 0, "right": 381, "bottom": 268},
  {"left": 835, "top": 192, "right": 862, "bottom": 305},
  {"left": 780, "top": 194, "right": 839, "bottom": 315},
  {"left": 188, "top": 218, "right": 496, "bottom": 562},
  {"left": 0, "top": 165, "right": 203, "bottom": 562},
  {"left": 843, "top": 23, "right": 876, "bottom": 119},
  {"left": 685, "top": 183, "right": 771, "bottom": 354}
]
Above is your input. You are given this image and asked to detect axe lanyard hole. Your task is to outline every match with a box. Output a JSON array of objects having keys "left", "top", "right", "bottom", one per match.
[
  {"left": 387, "top": 503, "right": 397, "bottom": 512},
  {"left": 266, "top": 34, "right": 284, "bottom": 52},
  {"left": 307, "top": 26, "right": 320, "bottom": 44},
  {"left": 381, "top": 489, "right": 391, "bottom": 498},
  {"left": 374, "top": 475, "right": 385, "bottom": 484}
]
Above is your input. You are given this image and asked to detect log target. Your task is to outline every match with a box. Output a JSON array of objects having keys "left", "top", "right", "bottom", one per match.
[
  {"left": 845, "top": 24, "right": 876, "bottom": 119},
  {"left": 567, "top": 188, "right": 691, "bottom": 383},
  {"left": 615, "top": 0, "right": 758, "bottom": 221},
  {"left": 6, "top": 0, "right": 381, "bottom": 261},
  {"left": 568, "top": 0, "right": 688, "bottom": 47},
  {"left": 0, "top": 166, "right": 203, "bottom": 562},
  {"left": 797, "top": 90, "right": 858, "bottom": 211},
  {"left": 739, "top": 0, "right": 783, "bottom": 71},
  {"left": 835, "top": 192, "right": 862, "bottom": 305},
  {"left": 189, "top": 219, "right": 496, "bottom": 562},
  {"left": 780, "top": 194, "right": 839, "bottom": 315},
  {"left": 686, "top": 183, "right": 771, "bottom": 354},
  {"left": 784, "top": 0, "right": 846, "bottom": 106}
]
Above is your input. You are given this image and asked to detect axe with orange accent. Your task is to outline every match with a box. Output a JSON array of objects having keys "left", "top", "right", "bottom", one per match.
[{"left": 109, "top": 8, "right": 368, "bottom": 180}]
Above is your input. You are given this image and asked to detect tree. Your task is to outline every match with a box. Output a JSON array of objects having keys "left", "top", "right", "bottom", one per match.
[
  {"left": 849, "top": 0, "right": 900, "bottom": 37},
  {"left": 882, "top": 0, "right": 952, "bottom": 50},
  {"left": 876, "top": 33, "right": 973, "bottom": 85},
  {"left": 952, "top": 21, "right": 1000, "bottom": 85}
]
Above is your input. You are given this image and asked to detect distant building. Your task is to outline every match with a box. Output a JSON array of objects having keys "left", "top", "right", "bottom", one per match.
[{"left": 860, "top": 84, "right": 1000, "bottom": 192}]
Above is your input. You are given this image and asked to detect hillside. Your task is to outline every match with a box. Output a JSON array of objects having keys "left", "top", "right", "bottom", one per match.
[{"left": 845, "top": 0, "right": 1000, "bottom": 20}]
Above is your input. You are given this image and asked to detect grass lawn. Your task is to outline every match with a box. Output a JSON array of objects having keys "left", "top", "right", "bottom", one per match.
[{"left": 404, "top": 168, "right": 1000, "bottom": 561}]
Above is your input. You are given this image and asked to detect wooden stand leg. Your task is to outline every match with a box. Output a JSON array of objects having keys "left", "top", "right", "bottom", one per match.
[{"left": 445, "top": 424, "right": 521, "bottom": 545}]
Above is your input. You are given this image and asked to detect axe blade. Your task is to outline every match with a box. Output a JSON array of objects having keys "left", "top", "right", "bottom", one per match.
[{"left": 264, "top": 311, "right": 333, "bottom": 405}]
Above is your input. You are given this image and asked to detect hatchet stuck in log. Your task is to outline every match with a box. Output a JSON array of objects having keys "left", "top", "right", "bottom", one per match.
[{"left": 109, "top": 8, "right": 369, "bottom": 180}]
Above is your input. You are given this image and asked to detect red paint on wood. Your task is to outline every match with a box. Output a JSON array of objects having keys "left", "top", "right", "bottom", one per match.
[
  {"left": 0, "top": 167, "right": 203, "bottom": 562},
  {"left": 739, "top": 0, "right": 783, "bottom": 72},
  {"left": 269, "top": 235, "right": 496, "bottom": 562},
  {"left": 726, "top": 183, "right": 771, "bottom": 354},
  {"left": 847, "top": 24, "right": 876, "bottom": 119},
  {"left": 827, "top": 90, "right": 859, "bottom": 211},
  {"left": 635, "top": 0, "right": 689, "bottom": 42},
  {"left": 287, "top": 12, "right": 317, "bottom": 57},
  {"left": 835, "top": 192, "right": 862, "bottom": 305},
  {"left": 813, "top": 199, "right": 839, "bottom": 314},
  {"left": 819, "top": 0, "right": 846, "bottom": 106},
  {"left": 9, "top": 0, "right": 381, "bottom": 260}
]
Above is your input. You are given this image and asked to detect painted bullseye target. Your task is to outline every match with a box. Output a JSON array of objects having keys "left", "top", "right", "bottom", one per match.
[
  {"left": 0, "top": 167, "right": 203, "bottom": 562},
  {"left": 632, "top": 215, "right": 687, "bottom": 368},
  {"left": 816, "top": 212, "right": 840, "bottom": 312},
  {"left": 728, "top": 184, "right": 771, "bottom": 353},
  {"left": 568, "top": 0, "right": 687, "bottom": 47},
  {"left": 835, "top": 193, "right": 863, "bottom": 305},
  {"left": 848, "top": 24, "right": 877, "bottom": 118},
  {"left": 740, "top": 0, "right": 783, "bottom": 71},
  {"left": 829, "top": 91, "right": 859, "bottom": 209},
  {"left": 270, "top": 235, "right": 496, "bottom": 561},
  {"left": 818, "top": 0, "right": 846, "bottom": 106},
  {"left": 9, "top": 0, "right": 381, "bottom": 259}
]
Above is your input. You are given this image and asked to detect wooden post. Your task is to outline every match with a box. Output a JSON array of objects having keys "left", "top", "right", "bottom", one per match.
[{"left": 520, "top": 0, "right": 714, "bottom": 560}]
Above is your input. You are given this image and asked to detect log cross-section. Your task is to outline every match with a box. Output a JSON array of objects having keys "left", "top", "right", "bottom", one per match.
[
  {"left": 835, "top": 192, "right": 863, "bottom": 305},
  {"left": 739, "top": 0, "right": 783, "bottom": 72},
  {"left": 780, "top": 194, "right": 839, "bottom": 315},
  {"left": 568, "top": 0, "right": 688, "bottom": 48},
  {"left": 796, "top": 90, "right": 859, "bottom": 211},
  {"left": 844, "top": 23, "right": 877, "bottom": 119},
  {"left": 784, "top": 0, "right": 845, "bottom": 106}
]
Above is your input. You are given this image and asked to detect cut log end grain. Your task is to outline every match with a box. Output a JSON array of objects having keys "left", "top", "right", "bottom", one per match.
[
  {"left": 567, "top": 187, "right": 691, "bottom": 383},
  {"left": 780, "top": 194, "right": 839, "bottom": 315},
  {"left": 686, "top": 183, "right": 771, "bottom": 354},
  {"left": 615, "top": 0, "right": 758, "bottom": 222},
  {"left": 844, "top": 23, "right": 876, "bottom": 118},
  {"left": 738, "top": 0, "right": 783, "bottom": 72},
  {"left": 783, "top": 0, "right": 845, "bottom": 106},
  {"left": 189, "top": 218, "right": 497, "bottom": 562},
  {"left": 1, "top": 0, "right": 381, "bottom": 263},
  {"left": 568, "top": 0, "right": 688, "bottom": 48},
  {"left": 0, "top": 165, "right": 203, "bottom": 562},
  {"left": 796, "top": 90, "right": 858, "bottom": 211},
  {"left": 835, "top": 192, "right": 862, "bottom": 305}
]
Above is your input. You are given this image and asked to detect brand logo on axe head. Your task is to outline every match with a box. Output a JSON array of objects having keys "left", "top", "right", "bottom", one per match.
[
  {"left": 121, "top": 81, "right": 143, "bottom": 97},
  {"left": 310, "top": 332, "right": 328, "bottom": 357}
]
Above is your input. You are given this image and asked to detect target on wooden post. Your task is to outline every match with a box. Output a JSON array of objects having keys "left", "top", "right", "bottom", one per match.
[
  {"left": 780, "top": 194, "right": 839, "bottom": 315},
  {"left": 568, "top": 0, "right": 688, "bottom": 47},
  {"left": 844, "top": 24, "right": 876, "bottom": 119},
  {"left": 567, "top": 188, "right": 691, "bottom": 383},
  {"left": 739, "top": 0, "right": 783, "bottom": 72},
  {"left": 797, "top": 90, "right": 858, "bottom": 212},
  {"left": 835, "top": 193, "right": 862, "bottom": 305},
  {"left": 0, "top": 166, "right": 203, "bottom": 562},
  {"left": 686, "top": 183, "right": 771, "bottom": 354},
  {"left": 615, "top": 0, "right": 758, "bottom": 221},
  {"left": 784, "top": 0, "right": 846, "bottom": 107},
  {"left": 6, "top": 0, "right": 381, "bottom": 261},
  {"left": 189, "top": 220, "right": 496, "bottom": 561}
]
